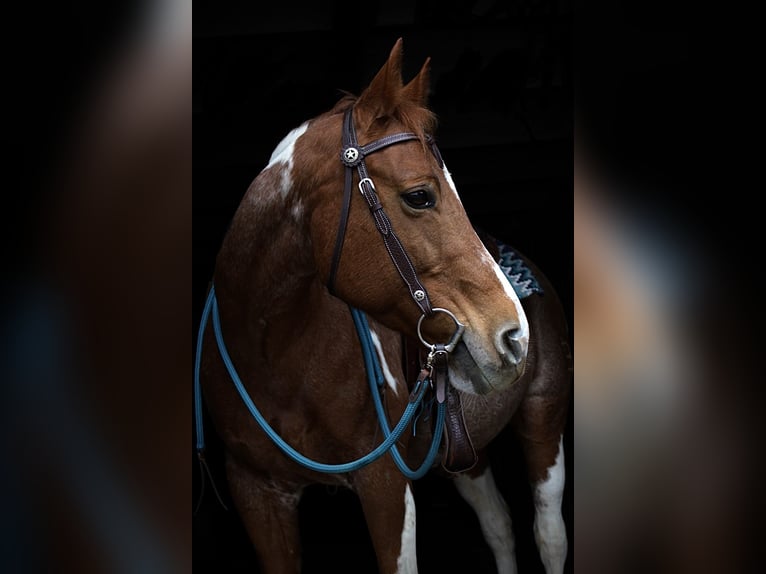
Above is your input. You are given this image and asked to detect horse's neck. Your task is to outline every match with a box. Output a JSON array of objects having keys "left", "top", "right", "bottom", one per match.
[{"left": 213, "top": 171, "right": 324, "bottom": 352}]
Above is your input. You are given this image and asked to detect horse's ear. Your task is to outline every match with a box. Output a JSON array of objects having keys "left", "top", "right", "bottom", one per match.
[
  {"left": 402, "top": 57, "right": 431, "bottom": 108},
  {"left": 356, "top": 38, "right": 405, "bottom": 120}
]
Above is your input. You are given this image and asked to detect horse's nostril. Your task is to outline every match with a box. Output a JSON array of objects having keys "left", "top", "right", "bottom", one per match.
[
  {"left": 505, "top": 327, "right": 521, "bottom": 341},
  {"left": 503, "top": 328, "right": 524, "bottom": 365}
]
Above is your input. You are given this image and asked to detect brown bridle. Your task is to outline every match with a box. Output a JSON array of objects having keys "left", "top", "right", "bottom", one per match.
[
  {"left": 325, "top": 109, "right": 477, "bottom": 475},
  {"left": 328, "top": 107, "right": 465, "bottom": 347},
  {"left": 328, "top": 105, "right": 467, "bottom": 353},
  {"left": 327, "top": 107, "right": 445, "bottom": 315}
]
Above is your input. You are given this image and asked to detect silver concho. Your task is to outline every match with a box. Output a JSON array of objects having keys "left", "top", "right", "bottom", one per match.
[{"left": 341, "top": 146, "right": 360, "bottom": 166}]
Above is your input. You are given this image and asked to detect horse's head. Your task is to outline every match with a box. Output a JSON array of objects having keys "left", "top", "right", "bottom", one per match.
[{"left": 279, "top": 39, "right": 528, "bottom": 393}]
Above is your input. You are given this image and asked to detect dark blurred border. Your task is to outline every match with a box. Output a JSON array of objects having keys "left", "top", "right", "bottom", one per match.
[
  {"left": 3, "top": 1, "right": 190, "bottom": 572},
  {"left": 576, "top": 2, "right": 762, "bottom": 573}
]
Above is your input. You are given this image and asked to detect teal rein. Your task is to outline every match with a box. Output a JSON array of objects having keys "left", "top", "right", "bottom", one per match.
[
  {"left": 194, "top": 285, "right": 445, "bottom": 478},
  {"left": 349, "top": 307, "right": 446, "bottom": 479}
]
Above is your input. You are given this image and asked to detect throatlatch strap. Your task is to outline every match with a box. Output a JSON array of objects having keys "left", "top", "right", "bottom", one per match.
[{"left": 327, "top": 165, "right": 353, "bottom": 296}]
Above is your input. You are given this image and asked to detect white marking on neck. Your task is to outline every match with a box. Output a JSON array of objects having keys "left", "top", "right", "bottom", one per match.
[
  {"left": 268, "top": 122, "right": 308, "bottom": 168},
  {"left": 290, "top": 197, "right": 304, "bottom": 221},
  {"left": 396, "top": 484, "right": 418, "bottom": 574},
  {"left": 369, "top": 329, "right": 399, "bottom": 396},
  {"left": 533, "top": 435, "right": 568, "bottom": 574},
  {"left": 454, "top": 467, "right": 517, "bottom": 574},
  {"left": 266, "top": 122, "right": 309, "bottom": 198}
]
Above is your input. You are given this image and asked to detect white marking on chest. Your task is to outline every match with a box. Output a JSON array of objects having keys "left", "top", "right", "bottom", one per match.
[
  {"left": 396, "top": 484, "right": 418, "bottom": 574},
  {"left": 533, "top": 435, "right": 568, "bottom": 574},
  {"left": 369, "top": 329, "right": 399, "bottom": 396},
  {"left": 266, "top": 122, "right": 309, "bottom": 198},
  {"left": 275, "top": 488, "right": 303, "bottom": 510}
]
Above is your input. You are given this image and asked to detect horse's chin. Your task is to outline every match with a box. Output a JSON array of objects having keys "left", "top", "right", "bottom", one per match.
[{"left": 449, "top": 340, "right": 526, "bottom": 395}]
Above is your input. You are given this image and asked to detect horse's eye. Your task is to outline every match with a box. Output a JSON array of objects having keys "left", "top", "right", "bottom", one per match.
[{"left": 401, "top": 189, "right": 435, "bottom": 209}]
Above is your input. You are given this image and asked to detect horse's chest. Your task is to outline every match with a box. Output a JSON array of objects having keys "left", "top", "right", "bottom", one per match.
[{"left": 460, "top": 377, "right": 530, "bottom": 450}]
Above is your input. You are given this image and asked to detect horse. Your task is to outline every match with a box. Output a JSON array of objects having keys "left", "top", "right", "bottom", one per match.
[{"left": 194, "top": 38, "right": 571, "bottom": 574}]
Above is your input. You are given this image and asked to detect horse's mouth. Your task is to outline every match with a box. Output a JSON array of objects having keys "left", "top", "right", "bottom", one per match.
[{"left": 450, "top": 341, "right": 521, "bottom": 395}]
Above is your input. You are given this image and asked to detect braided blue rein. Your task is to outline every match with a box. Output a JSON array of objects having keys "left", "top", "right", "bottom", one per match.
[{"left": 194, "top": 285, "right": 445, "bottom": 478}]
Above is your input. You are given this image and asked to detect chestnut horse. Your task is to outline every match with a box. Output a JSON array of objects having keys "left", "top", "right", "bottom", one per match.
[{"left": 195, "top": 39, "right": 570, "bottom": 573}]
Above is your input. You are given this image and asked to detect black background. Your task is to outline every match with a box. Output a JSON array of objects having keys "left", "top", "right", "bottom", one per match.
[{"left": 194, "top": 1, "right": 572, "bottom": 572}]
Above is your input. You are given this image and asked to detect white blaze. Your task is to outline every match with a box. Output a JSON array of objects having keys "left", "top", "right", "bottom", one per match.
[
  {"left": 443, "top": 162, "right": 529, "bottom": 346},
  {"left": 485, "top": 249, "right": 530, "bottom": 346},
  {"left": 441, "top": 164, "right": 464, "bottom": 206}
]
